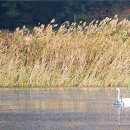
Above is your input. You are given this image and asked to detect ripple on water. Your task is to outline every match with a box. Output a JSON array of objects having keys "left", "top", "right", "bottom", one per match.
[{"left": 0, "top": 87, "right": 130, "bottom": 130}]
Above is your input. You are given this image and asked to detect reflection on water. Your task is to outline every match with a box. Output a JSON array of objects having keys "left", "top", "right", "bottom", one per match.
[{"left": 0, "top": 87, "right": 130, "bottom": 130}]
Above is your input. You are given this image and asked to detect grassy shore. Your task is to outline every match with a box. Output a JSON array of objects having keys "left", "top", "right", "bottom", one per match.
[{"left": 0, "top": 16, "right": 130, "bottom": 87}]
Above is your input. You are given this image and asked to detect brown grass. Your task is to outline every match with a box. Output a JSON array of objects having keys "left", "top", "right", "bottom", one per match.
[{"left": 0, "top": 17, "right": 130, "bottom": 87}]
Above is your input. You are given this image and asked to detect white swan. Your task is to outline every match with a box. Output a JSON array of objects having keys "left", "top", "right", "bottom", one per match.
[
  {"left": 114, "top": 88, "right": 130, "bottom": 107},
  {"left": 114, "top": 88, "right": 124, "bottom": 106}
]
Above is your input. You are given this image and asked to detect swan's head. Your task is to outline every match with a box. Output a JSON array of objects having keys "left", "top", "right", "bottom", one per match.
[
  {"left": 116, "top": 88, "right": 120, "bottom": 91},
  {"left": 121, "top": 95, "right": 125, "bottom": 98}
]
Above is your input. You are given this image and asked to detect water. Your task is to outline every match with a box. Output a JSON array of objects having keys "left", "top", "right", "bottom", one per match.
[{"left": 0, "top": 87, "right": 130, "bottom": 130}]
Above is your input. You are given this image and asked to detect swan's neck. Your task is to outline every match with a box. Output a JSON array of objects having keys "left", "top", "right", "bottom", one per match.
[{"left": 117, "top": 89, "right": 121, "bottom": 101}]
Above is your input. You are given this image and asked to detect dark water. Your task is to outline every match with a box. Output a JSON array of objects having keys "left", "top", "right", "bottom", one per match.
[{"left": 0, "top": 87, "right": 130, "bottom": 130}]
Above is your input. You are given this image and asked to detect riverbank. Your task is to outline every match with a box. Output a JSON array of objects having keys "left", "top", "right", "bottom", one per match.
[{"left": 0, "top": 17, "right": 130, "bottom": 87}]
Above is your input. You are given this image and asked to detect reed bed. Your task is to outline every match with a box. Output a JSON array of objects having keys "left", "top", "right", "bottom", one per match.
[{"left": 0, "top": 16, "right": 130, "bottom": 87}]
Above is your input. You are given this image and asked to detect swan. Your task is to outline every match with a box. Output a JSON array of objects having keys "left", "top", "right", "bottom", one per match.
[
  {"left": 121, "top": 96, "right": 130, "bottom": 107},
  {"left": 114, "top": 88, "right": 130, "bottom": 107},
  {"left": 114, "top": 88, "right": 124, "bottom": 106}
]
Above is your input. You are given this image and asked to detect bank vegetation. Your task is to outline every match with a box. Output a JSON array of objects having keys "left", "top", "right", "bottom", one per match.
[{"left": 0, "top": 16, "right": 130, "bottom": 87}]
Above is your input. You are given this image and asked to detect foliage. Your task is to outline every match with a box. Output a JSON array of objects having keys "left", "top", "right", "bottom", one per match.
[{"left": 0, "top": 1, "right": 129, "bottom": 30}]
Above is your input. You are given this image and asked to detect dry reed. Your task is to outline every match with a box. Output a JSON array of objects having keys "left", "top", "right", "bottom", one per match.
[{"left": 0, "top": 17, "right": 130, "bottom": 87}]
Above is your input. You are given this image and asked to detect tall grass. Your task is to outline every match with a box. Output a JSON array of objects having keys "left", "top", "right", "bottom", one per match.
[{"left": 0, "top": 17, "right": 130, "bottom": 87}]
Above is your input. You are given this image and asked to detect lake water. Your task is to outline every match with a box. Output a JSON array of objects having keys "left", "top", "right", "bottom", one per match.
[{"left": 0, "top": 87, "right": 130, "bottom": 130}]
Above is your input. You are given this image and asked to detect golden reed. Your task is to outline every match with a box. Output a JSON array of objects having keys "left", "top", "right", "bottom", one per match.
[{"left": 0, "top": 17, "right": 130, "bottom": 87}]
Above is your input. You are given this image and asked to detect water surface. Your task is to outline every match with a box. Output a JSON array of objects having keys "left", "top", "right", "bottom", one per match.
[{"left": 0, "top": 87, "right": 130, "bottom": 130}]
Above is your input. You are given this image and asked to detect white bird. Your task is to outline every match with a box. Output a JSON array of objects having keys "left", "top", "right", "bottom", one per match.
[
  {"left": 114, "top": 88, "right": 124, "bottom": 106},
  {"left": 114, "top": 88, "right": 130, "bottom": 107}
]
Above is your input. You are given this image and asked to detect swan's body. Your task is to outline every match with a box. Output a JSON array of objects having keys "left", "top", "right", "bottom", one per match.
[
  {"left": 114, "top": 88, "right": 130, "bottom": 107},
  {"left": 121, "top": 97, "right": 130, "bottom": 107}
]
